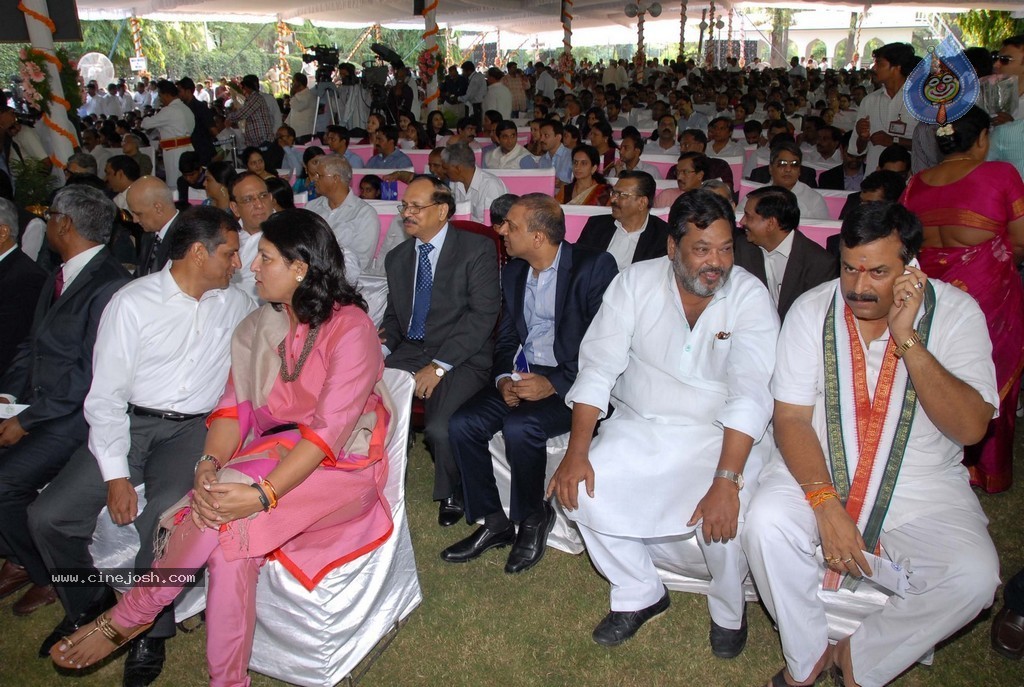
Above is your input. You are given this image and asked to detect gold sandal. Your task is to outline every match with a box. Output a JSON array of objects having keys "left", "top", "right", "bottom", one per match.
[{"left": 50, "top": 613, "right": 153, "bottom": 669}]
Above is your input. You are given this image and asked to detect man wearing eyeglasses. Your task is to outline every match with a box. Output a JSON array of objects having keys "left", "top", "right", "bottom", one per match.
[
  {"left": 0, "top": 188, "right": 128, "bottom": 619},
  {"left": 381, "top": 176, "right": 501, "bottom": 527},
  {"left": 126, "top": 176, "right": 182, "bottom": 277},
  {"left": 304, "top": 154, "right": 378, "bottom": 280},
  {"left": 742, "top": 142, "right": 830, "bottom": 221},
  {"left": 227, "top": 172, "right": 273, "bottom": 301},
  {"left": 577, "top": 171, "right": 668, "bottom": 271},
  {"left": 992, "top": 35, "right": 1024, "bottom": 126}
]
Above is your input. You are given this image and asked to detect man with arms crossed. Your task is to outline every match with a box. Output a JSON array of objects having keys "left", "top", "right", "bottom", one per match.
[{"left": 743, "top": 202, "right": 1000, "bottom": 687}]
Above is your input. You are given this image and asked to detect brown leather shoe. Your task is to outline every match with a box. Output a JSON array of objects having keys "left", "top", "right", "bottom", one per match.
[
  {"left": 12, "top": 584, "right": 57, "bottom": 616},
  {"left": 992, "top": 605, "right": 1024, "bottom": 660},
  {"left": 0, "top": 561, "right": 31, "bottom": 600}
]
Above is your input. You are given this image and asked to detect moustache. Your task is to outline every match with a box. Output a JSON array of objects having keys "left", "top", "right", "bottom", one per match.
[
  {"left": 699, "top": 266, "right": 723, "bottom": 278},
  {"left": 846, "top": 291, "right": 878, "bottom": 303}
]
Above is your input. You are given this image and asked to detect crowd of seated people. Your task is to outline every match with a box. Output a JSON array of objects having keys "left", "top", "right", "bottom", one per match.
[{"left": 1, "top": 33, "right": 1024, "bottom": 687}]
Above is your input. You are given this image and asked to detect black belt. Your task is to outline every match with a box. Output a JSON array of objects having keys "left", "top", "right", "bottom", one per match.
[
  {"left": 127, "top": 404, "right": 205, "bottom": 422},
  {"left": 264, "top": 423, "right": 299, "bottom": 436}
]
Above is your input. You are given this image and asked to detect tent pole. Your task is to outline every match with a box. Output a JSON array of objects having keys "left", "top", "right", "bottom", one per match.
[{"left": 421, "top": 0, "right": 440, "bottom": 116}]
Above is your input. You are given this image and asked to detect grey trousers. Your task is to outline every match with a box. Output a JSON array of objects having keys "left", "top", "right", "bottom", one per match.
[{"left": 28, "top": 414, "right": 207, "bottom": 638}]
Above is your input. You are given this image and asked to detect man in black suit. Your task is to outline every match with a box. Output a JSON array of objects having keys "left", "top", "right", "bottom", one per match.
[
  {"left": 126, "top": 176, "right": 181, "bottom": 276},
  {"left": 0, "top": 186, "right": 130, "bottom": 617},
  {"left": 749, "top": 145, "right": 819, "bottom": 188},
  {"left": 382, "top": 175, "right": 501, "bottom": 526},
  {"left": 576, "top": 171, "right": 669, "bottom": 270},
  {"left": 442, "top": 194, "right": 618, "bottom": 573},
  {"left": 0, "top": 198, "right": 46, "bottom": 372},
  {"left": 735, "top": 185, "right": 836, "bottom": 321}
]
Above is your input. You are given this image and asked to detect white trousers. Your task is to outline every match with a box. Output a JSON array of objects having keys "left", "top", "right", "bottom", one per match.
[
  {"left": 578, "top": 523, "right": 749, "bottom": 629},
  {"left": 742, "top": 465, "right": 1000, "bottom": 687}
]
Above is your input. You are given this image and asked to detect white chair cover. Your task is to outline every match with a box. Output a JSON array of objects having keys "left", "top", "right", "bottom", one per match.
[{"left": 248, "top": 368, "right": 422, "bottom": 687}]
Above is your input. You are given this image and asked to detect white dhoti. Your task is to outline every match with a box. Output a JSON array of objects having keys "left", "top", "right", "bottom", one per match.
[{"left": 743, "top": 461, "right": 1000, "bottom": 686}]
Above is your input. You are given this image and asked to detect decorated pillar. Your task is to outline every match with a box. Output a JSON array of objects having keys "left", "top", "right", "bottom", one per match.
[
  {"left": 274, "top": 17, "right": 289, "bottom": 96},
  {"left": 130, "top": 13, "right": 143, "bottom": 60},
  {"left": 420, "top": 0, "right": 440, "bottom": 111},
  {"left": 559, "top": 0, "right": 574, "bottom": 89},
  {"left": 18, "top": 0, "right": 77, "bottom": 168},
  {"left": 636, "top": 12, "right": 646, "bottom": 81},
  {"left": 679, "top": 1, "right": 687, "bottom": 59},
  {"left": 706, "top": 0, "right": 716, "bottom": 67},
  {"left": 726, "top": 10, "right": 733, "bottom": 59}
]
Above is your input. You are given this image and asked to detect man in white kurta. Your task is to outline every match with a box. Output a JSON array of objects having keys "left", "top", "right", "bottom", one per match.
[
  {"left": 549, "top": 189, "right": 779, "bottom": 650},
  {"left": 141, "top": 81, "right": 196, "bottom": 190},
  {"left": 742, "top": 202, "right": 1000, "bottom": 687},
  {"left": 304, "top": 154, "right": 377, "bottom": 281}
]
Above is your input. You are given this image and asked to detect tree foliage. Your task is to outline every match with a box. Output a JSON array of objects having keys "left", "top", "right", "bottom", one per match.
[{"left": 955, "top": 10, "right": 1024, "bottom": 51}]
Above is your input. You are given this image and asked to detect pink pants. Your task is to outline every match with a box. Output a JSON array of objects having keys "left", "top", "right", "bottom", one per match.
[{"left": 112, "top": 514, "right": 262, "bottom": 687}]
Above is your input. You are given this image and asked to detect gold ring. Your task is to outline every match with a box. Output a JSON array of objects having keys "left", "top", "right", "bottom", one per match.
[
  {"left": 914, "top": 281, "right": 923, "bottom": 289},
  {"left": 842, "top": 557, "right": 854, "bottom": 563}
]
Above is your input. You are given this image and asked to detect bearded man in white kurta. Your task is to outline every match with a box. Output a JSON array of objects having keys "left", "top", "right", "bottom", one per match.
[
  {"left": 743, "top": 202, "right": 1000, "bottom": 687},
  {"left": 549, "top": 189, "right": 779, "bottom": 652}
]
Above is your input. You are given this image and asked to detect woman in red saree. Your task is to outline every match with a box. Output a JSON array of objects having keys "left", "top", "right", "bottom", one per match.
[
  {"left": 902, "top": 106, "right": 1024, "bottom": 493},
  {"left": 51, "top": 210, "right": 393, "bottom": 685},
  {"left": 556, "top": 144, "right": 611, "bottom": 207}
]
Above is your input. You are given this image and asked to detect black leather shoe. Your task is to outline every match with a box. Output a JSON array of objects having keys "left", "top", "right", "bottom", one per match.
[
  {"left": 992, "top": 605, "right": 1024, "bottom": 660},
  {"left": 505, "top": 501, "right": 556, "bottom": 574},
  {"left": 440, "top": 524, "right": 516, "bottom": 563},
  {"left": 592, "top": 589, "right": 670, "bottom": 647},
  {"left": 709, "top": 605, "right": 748, "bottom": 658},
  {"left": 123, "top": 636, "right": 166, "bottom": 687},
  {"left": 38, "top": 587, "right": 117, "bottom": 658},
  {"left": 437, "top": 494, "right": 464, "bottom": 527}
]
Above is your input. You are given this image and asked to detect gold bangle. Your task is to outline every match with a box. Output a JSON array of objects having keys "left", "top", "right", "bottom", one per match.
[
  {"left": 893, "top": 331, "right": 921, "bottom": 359},
  {"left": 799, "top": 480, "right": 833, "bottom": 488},
  {"left": 260, "top": 479, "right": 279, "bottom": 509}
]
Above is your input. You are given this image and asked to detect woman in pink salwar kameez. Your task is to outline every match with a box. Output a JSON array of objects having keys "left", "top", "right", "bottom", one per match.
[
  {"left": 51, "top": 210, "right": 393, "bottom": 686},
  {"left": 902, "top": 106, "right": 1024, "bottom": 493}
]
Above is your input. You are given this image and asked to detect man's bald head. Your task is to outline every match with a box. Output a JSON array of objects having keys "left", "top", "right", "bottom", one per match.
[{"left": 126, "top": 176, "right": 177, "bottom": 233}]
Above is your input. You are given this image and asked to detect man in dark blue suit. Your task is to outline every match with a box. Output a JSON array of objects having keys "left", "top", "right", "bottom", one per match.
[
  {"left": 442, "top": 193, "right": 618, "bottom": 574},
  {"left": 0, "top": 186, "right": 130, "bottom": 617}
]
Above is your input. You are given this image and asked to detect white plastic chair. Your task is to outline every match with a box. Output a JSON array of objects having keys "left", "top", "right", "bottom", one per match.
[{"left": 248, "top": 368, "right": 421, "bottom": 686}]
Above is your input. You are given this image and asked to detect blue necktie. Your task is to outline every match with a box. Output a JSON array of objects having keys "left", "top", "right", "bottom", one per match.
[{"left": 408, "top": 243, "right": 435, "bottom": 341}]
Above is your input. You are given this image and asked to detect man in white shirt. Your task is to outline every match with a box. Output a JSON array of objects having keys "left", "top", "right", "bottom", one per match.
[
  {"left": 104, "top": 155, "right": 142, "bottom": 212},
  {"left": 706, "top": 116, "right": 745, "bottom": 158},
  {"left": 743, "top": 202, "right": 1000, "bottom": 687},
  {"left": 443, "top": 141, "right": 508, "bottom": 223},
  {"left": 534, "top": 63, "right": 558, "bottom": 101},
  {"left": 650, "top": 114, "right": 681, "bottom": 156},
  {"left": 851, "top": 43, "right": 917, "bottom": 172},
  {"left": 228, "top": 172, "right": 274, "bottom": 301},
  {"left": 140, "top": 80, "right": 196, "bottom": 190},
  {"left": 483, "top": 120, "right": 530, "bottom": 170},
  {"left": 549, "top": 190, "right": 778, "bottom": 651},
  {"left": 676, "top": 93, "right": 710, "bottom": 133},
  {"left": 459, "top": 61, "right": 487, "bottom": 127},
  {"left": 741, "top": 142, "right": 830, "bottom": 221},
  {"left": 605, "top": 130, "right": 661, "bottom": 179},
  {"left": 286, "top": 73, "right": 316, "bottom": 142},
  {"left": 304, "top": 155, "right": 379, "bottom": 279},
  {"left": 30, "top": 205, "right": 254, "bottom": 686},
  {"left": 482, "top": 68, "right": 513, "bottom": 121}
]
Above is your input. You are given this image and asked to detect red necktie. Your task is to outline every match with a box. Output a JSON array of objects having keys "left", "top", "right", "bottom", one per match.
[{"left": 52, "top": 269, "right": 65, "bottom": 303}]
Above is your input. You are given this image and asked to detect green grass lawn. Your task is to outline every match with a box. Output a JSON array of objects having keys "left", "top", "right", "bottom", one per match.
[{"left": 3, "top": 431, "right": 1023, "bottom": 687}]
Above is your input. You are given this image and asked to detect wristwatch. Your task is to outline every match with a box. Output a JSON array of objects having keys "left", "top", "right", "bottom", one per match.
[
  {"left": 714, "top": 469, "right": 744, "bottom": 491},
  {"left": 429, "top": 362, "right": 446, "bottom": 378}
]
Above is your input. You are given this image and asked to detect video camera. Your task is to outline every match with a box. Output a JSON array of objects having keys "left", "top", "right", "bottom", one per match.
[{"left": 303, "top": 45, "right": 341, "bottom": 84}]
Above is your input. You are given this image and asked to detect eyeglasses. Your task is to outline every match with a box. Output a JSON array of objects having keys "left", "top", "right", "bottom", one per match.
[
  {"left": 236, "top": 191, "right": 270, "bottom": 206},
  {"left": 773, "top": 159, "right": 801, "bottom": 168},
  {"left": 43, "top": 209, "right": 69, "bottom": 222},
  {"left": 609, "top": 189, "right": 641, "bottom": 199},
  {"left": 992, "top": 53, "right": 1016, "bottom": 66},
  {"left": 397, "top": 202, "right": 440, "bottom": 215},
  {"left": 678, "top": 168, "right": 699, "bottom": 176}
]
